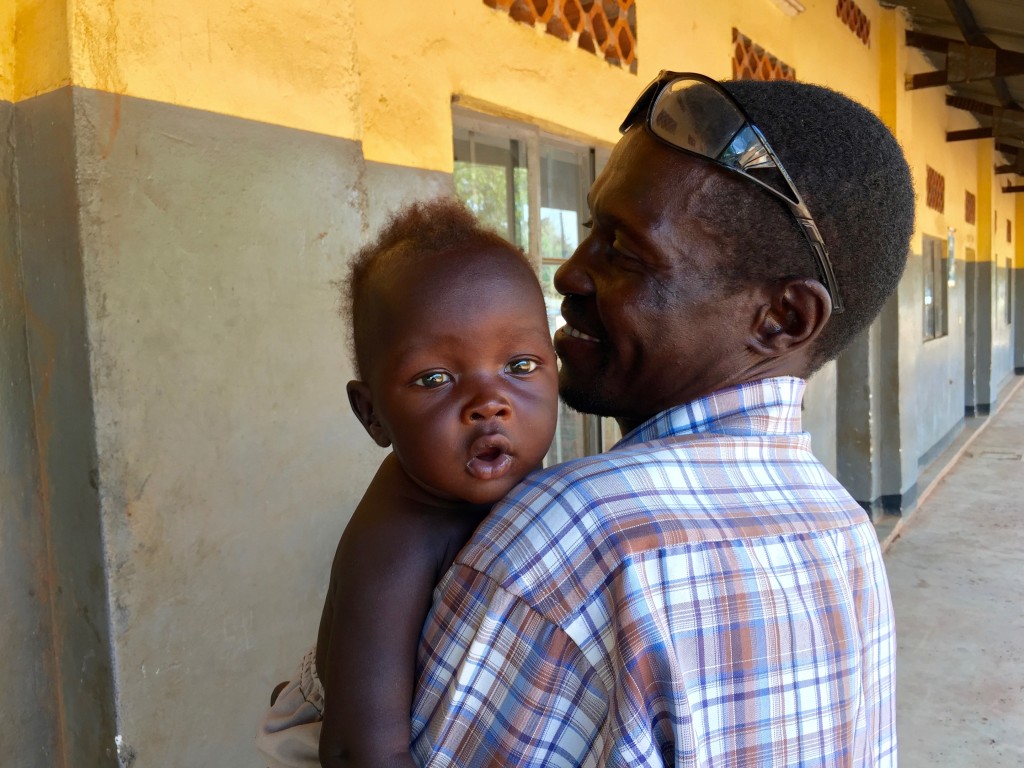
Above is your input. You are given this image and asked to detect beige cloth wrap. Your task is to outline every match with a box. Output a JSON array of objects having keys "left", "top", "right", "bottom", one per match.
[{"left": 255, "top": 646, "right": 323, "bottom": 768}]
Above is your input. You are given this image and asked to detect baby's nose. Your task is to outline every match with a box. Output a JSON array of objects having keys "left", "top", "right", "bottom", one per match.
[{"left": 466, "top": 396, "right": 511, "bottom": 422}]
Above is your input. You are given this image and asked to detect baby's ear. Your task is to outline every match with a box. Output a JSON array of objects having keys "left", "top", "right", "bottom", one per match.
[{"left": 346, "top": 380, "right": 391, "bottom": 448}]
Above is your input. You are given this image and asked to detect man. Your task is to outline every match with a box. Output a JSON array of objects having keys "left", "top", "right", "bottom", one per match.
[{"left": 411, "top": 72, "right": 914, "bottom": 766}]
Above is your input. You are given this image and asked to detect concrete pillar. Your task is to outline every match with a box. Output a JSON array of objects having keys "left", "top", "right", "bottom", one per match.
[
  {"left": 964, "top": 246, "right": 979, "bottom": 413},
  {"left": 0, "top": 98, "right": 65, "bottom": 768},
  {"left": 837, "top": 320, "right": 880, "bottom": 516},
  {"left": 1014, "top": 195, "right": 1023, "bottom": 375},
  {"left": 975, "top": 142, "right": 995, "bottom": 411},
  {"left": 6, "top": 88, "right": 119, "bottom": 767}
]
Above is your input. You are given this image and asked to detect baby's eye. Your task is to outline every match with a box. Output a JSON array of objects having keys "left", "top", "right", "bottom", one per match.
[
  {"left": 581, "top": 218, "right": 593, "bottom": 229},
  {"left": 505, "top": 358, "right": 538, "bottom": 376},
  {"left": 414, "top": 371, "right": 451, "bottom": 388}
]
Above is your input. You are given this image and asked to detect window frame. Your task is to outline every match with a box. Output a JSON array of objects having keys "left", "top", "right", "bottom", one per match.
[{"left": 452, "top": 107, "right": 615, "bottom": 460}]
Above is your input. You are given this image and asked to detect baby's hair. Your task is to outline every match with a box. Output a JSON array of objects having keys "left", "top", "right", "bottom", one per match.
[{"left": 344, "top": 196, "right": 533, "bottom": 378}]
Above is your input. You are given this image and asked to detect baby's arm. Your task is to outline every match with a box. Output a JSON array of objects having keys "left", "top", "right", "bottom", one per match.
[{"left": 316, "top": 455, "right": 486, "bottom": 768}]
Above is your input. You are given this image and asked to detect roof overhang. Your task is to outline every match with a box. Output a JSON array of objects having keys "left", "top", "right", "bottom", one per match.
[{"left": 894, "top": 0, "right": 1024, "bottom": 193}]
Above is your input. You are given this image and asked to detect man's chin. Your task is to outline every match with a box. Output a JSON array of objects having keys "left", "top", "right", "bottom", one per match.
[{"left": 558, "top": 375, "right": 617, "bottom": 418}]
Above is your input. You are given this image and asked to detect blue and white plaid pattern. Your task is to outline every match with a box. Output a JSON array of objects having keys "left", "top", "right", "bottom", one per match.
[{"left": 412, "top": 377, "right": 896, "bottom": 767}]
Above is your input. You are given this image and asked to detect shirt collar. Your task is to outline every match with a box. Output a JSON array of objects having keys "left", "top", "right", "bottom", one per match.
[{"left": 615, "top": 376, "right": 807, "bottom": 448}]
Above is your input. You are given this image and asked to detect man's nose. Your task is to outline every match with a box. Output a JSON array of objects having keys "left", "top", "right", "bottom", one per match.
[{"left": 553, "top": 240, "right": 595, "bottom": 297}]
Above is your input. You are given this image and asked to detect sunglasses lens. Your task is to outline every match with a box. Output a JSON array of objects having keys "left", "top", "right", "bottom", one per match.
[
  {"left": 651, "top": 79, "right": 801, "bottom": 206},
  {"left": 649, "top": 79, "right": 746, "bottom": 160}
]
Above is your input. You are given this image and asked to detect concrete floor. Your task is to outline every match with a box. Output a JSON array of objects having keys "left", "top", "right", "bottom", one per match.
[{"left": 883, "top": 376, "right": 1024, "bottom": 767}]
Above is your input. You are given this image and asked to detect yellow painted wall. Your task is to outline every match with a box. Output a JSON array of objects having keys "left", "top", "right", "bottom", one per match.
[
  {"left": 68, "top": 0, "right": 363, "bottom": 141},
  {"left": 5, "top": 0, "right": 1019, "bottom": 212},
  {"left": 1017, "top": 195, "right": 1024, "bottom": 269},
  {"left": 8, "top": 0, "right": 892, "bottom": 170},
  {"left": 8, "top": 0, "right": 73, "bottom": 102},
  {"left": 992, "top": 173, "right": 1016, "bottom": 268},
  {"left": 1, "top": 0, "right": 13, "bottom": 101},
  {"left": 977, "top": 141, "right": 994, "bottom": 264},
  {"left": 896, "top": 43, "right": 986, "bottom": 263},
  {"left": 351, "top": 0, "right": 634, "bottom": 169}
]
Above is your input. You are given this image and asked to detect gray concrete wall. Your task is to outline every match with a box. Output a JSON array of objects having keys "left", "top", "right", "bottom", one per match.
[
  {"left": 68, "top": 88, "right": 451, "bottom": 767},
  {"left": 0, "top": 99, "right": 65, "bottom": 768},
  {"left": 10, "top": 88, "right": 119, "bottom": 767}
]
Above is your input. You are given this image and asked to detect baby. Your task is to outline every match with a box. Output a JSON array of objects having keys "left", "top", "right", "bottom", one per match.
[{"left": 257, "top": 197, "right": 559, "bottom": 768}]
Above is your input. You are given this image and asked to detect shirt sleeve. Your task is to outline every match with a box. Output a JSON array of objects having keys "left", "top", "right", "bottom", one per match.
[{"left": 411, "top": 564, "right": 609, "bottom": 767}]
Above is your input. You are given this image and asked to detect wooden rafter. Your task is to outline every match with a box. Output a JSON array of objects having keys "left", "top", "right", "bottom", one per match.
[
  {"left": 947, "top": 95, "right": 1024, "bottom": 116},
  {"left": 942, "top": 0, "right": 1018, "bottom": 106},
  {"left": 906, "top": 31, "right": 1024, "bottom": 90},
  {"left": 995, "top": 160, "right": 1024, "bottom": 175},
  {"left": 907, "top": 1, "right": 1024, "bottom": 176}
]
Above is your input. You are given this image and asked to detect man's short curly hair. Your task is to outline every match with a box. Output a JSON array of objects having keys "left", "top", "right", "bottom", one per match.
[
  {"left": 703, "top": 79, "right": 916, "bottom": 372},
  {"left": 344, "top": 197, "right": 532, "bottom": 378}
]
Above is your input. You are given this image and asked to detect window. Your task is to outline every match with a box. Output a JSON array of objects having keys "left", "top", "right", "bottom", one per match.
[
  {"left": 925, "top": 166, "right": 944, "bottom": 213},
  {"left": 965, "top": 190, "right": 976, "bottom": 225},
  {"left": 453, "top": 109, "right": 615, "bottom": 463},
  {"left": 836, "top": 0, "right": 871, "bottom": 46},
  {"left": 923, "top": 234, "right": 948, "bottom": 340},
  {"left": 483, "top": 0, "right": 637, "bottom": 72},
  {"left": 732, "top": 28, "right": 796, "bottom": 81}
]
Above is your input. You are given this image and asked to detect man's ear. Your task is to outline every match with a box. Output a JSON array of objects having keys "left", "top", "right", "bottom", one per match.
[
  {"left": 346, "top": 380, "right": 391, "bottom": 447},
  {"left": 749, "top": 278, "right": 832, "bottom": 357}
]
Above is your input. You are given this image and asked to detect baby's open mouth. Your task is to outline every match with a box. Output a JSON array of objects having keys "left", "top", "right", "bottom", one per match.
[
  {"left": 466, "top": 435, "right": 514, "bottom": 481},
  {"left": 476, "top": 446, "right": 502, "bottom": 462}
]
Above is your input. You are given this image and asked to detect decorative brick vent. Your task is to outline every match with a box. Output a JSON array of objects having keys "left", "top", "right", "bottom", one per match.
[
  {"left": 732, "top": 29, "right": 796, "bottom": 81},
  {"left": 926, "top": 166, "right": 945, "bottom": 213},
  {"left": 836, "top": 0, "right": 870, "bottom": 46},
  {"left": 965, "top": 190, "right": 976, "bottom": 224},
  {"left": 485, "top": 0, "right": 637, "bottom": 72}
]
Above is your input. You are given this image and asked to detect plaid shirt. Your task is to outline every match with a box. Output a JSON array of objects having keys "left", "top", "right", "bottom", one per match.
[{"left": 412, "top": 377, "right": 896, "bottom": 767}]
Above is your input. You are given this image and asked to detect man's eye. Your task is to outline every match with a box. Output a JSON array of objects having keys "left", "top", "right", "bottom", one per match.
[
  {"left": 609, "top": 240, "right": 641, "bottom": 267},
  {"left": 505, "top": 358, "right": 538, "bottom": 375},
  {"left": 414, "top": 371, "right": 451, "bottom": 388}
]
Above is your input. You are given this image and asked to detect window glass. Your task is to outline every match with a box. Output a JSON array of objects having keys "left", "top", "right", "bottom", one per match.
[
  {"left": 453, "top": 113, "right": 617, "bottom": 463},
  {"left": 453, "top": 128, "right": 529, "bottom": 249},
  {"left": 923, "top": 246, "right": 935, "bottom": 339},
  {"left": 923, "top": 234, "right": 948, "bottom": 341}
]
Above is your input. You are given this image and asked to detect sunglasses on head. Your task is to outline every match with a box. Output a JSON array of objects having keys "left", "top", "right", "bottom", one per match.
[{"left": 620, "top": 71, "right": 844, "bottom": 314}]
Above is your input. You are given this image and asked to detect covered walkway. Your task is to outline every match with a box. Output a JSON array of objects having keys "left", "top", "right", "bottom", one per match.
[{"left": 885, "top": 376, "right": 1024, "bottom": 766}]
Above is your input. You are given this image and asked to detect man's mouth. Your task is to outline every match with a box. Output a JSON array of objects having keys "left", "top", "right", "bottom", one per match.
[
  {"left": 560, "top": 324, "right": 601, "bottom": 343},
  {"left": 466, "top": 434, "right": 514, "bottom": 480}
]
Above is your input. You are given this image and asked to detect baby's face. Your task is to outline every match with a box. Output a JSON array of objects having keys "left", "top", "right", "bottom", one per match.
[{"left": 362, "top": 247, "right": 559, "bottom": 506}]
